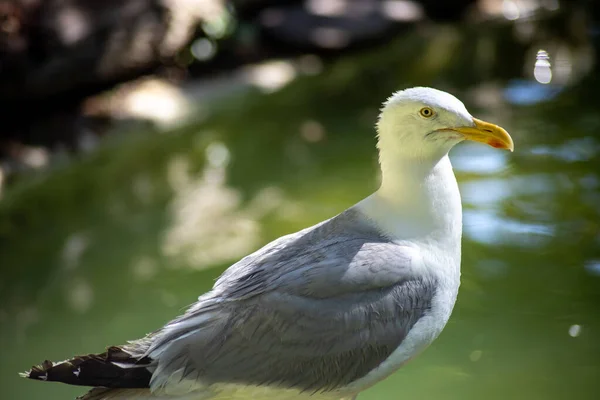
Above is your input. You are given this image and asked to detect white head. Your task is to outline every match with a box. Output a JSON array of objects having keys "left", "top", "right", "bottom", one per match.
[{"left": 376, "top": 87, "right": 513, "bottom": 166}]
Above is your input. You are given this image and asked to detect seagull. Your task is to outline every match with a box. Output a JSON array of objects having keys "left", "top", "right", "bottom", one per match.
[{"left": 21, "top": 87, "right": 514, "bottom": 400}]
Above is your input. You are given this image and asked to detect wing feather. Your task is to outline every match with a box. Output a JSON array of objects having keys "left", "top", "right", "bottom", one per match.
[{"left": 139, "top": 209, "right": 434, "bottom": 395}]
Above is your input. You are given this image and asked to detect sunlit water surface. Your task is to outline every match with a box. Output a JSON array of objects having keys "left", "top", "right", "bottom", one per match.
[{"left": 1, "top": 22, "right": 599, "bottom": 400}]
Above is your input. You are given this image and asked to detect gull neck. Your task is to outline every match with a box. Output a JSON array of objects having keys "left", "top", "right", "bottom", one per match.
[{"left": 357, "top": 155, "right": 461, "bottom": 241}]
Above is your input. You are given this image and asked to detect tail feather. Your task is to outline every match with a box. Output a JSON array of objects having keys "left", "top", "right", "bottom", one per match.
[{"left": 21, "top": 346, "right": 152, "bottom": 388}]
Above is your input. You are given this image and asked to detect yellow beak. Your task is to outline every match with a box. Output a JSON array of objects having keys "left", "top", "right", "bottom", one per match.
[{"left": 444, "top": 118, "right": 514, "bottom": 151}]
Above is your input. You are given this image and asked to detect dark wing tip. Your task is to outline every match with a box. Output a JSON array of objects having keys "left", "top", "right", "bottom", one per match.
[
  {"left": 20, "top": 348, "right": 153, "bottom": 388},
  {"left": 20, "top": 359, "right": 55, "bottom": 380}
]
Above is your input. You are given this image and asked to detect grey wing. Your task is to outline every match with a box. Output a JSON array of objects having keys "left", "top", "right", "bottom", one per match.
[
  {"left": 139, "top": 209, "right": 434, "bottom": 394},
  {"left": 199, "top": 278, "right": 431, "bottom": 392}
]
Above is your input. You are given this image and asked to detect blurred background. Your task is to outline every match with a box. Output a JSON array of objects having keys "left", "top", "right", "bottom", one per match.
[{"left": 1, "top": 0, "right": 599, "bottom": 399}]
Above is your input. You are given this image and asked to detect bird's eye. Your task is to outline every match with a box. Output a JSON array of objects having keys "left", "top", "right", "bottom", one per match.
[{"left": 419, "top": 107, "right": 435, "bottom": 118}]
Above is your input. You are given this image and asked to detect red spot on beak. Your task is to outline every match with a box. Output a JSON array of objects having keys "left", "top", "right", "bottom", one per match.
[{"left": 488, "top": 139, "right": 504, "bottom": 149}]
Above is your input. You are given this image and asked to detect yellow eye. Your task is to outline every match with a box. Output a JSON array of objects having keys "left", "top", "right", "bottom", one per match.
[{"left": 419, "top": 107, "right": 435, "bottom": 118}]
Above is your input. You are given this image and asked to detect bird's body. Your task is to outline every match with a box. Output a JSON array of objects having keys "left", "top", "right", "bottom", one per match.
[{"left": 22, "top": 87, "right": 513, "bottom": 400}]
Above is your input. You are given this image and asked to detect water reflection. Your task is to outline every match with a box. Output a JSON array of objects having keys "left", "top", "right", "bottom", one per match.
[
  {"left": 503, "top": 80, "right": 563, "bottom": 104},
  {"left": 241, "top": 60, "right": 298, "bottom": 92},
  {"left": 161, "top": 140, "right": 290, "bottom": 270},
  {"left": 584, "top": 260, "right": 600, "bottom": 276},
  {"left": 464, "top": 209, "right": 555, "bottom": 245},
  {"left": 530, "top": 137, "right": 599, "bottom": 162},
  {"left": 161, "top": 146, "right": 261, "bottom": 269},
  {"left": 61, "top": 232, "right": 90, "bottom": 270},
  {"left": 65, "top": 277, "right": 94, "bottom": 314},
  {"left": 131, "top": 256, "right": 160, "bottom": 282},
  {"left": 452, "top": 145, "right": 509, "bottom": 174}
]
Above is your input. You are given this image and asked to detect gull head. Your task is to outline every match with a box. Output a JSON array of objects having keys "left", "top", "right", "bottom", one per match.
[{"left": 376, "top": 87, "right": 513, "bottom": 163}]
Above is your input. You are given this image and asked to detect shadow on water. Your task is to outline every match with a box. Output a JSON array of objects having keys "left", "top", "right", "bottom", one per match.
[{"left": 1, "top": 12, "right": 600, "bottom": 400}]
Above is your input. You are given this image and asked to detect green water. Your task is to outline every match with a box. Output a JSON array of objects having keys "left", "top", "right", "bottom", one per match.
[{"left": 1, "top": 24, "right": 600, "bottom": 400}]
